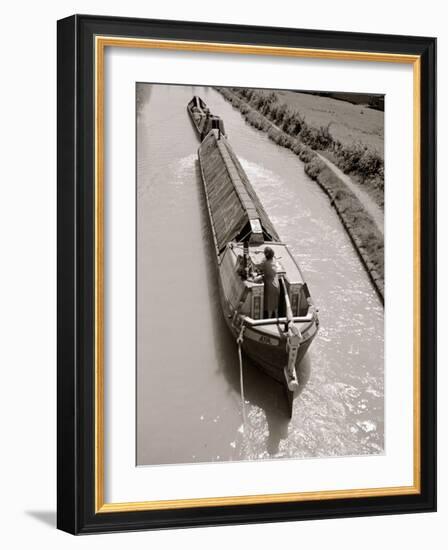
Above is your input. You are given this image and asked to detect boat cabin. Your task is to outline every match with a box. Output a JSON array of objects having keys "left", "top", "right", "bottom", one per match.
[{"left": 200, "top": 115, "right": 225, "bottom": 141}]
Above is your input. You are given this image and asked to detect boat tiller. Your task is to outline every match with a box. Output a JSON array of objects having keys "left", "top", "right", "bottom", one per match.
[
  {"left": 284, "top": 323, "right": 302, "bottom": 392},
  {"left": 279, "top": 275, "right": 303, "bottom": 392}
]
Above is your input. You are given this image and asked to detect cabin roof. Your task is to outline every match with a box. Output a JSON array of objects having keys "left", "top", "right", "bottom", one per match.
[{"left": 198, "top": 131, "right": 280, "bottom": 252}]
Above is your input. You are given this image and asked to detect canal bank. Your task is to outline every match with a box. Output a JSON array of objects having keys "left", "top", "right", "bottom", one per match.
[{"left": 216, "top": 87, "right": 384, "bottom": 303}]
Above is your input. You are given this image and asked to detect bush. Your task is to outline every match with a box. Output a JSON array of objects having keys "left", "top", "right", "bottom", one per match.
[
  {"left": 304, "top": 157, "right": 326, "bottom": 179},
  {"left": 358, "top": 149, "right": 383, "bottom": 177},
  {"left": 275, "top": 103, "right": 287, "bottom": 125},
  {"left": 290, "top": 112, "right": 306, "bottom": 135},
  {"left": 297, "top": 146, "right": 315, "bottom": 163},
  {"left": 267, "top": 91, "right": 278, "bottom": 104},
  {"left": 299, "top": 124, "right": 333, "bottom": 150},
  {"left": 268, "top": 104, "right": 278, "bottom": 122},
  {"left": 332, "top": 142, "right": 383, "bottom": 182}
]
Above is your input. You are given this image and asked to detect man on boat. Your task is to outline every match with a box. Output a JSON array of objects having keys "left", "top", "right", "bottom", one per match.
[{"left": 254, "top": 246, "right": 280, "bottom": 318}]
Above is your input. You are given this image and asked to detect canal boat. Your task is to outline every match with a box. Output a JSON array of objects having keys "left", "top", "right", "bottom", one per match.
[
  {"left": 188, "top": 97, "right": 319, "bottom": 416},
  {"left": 187, "top": 96, "right": 226, "bottom": 141}
]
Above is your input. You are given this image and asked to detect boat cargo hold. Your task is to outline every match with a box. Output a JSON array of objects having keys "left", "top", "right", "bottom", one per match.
[{"left": 188, "top": 96, "right": 319, "bottom": 416}]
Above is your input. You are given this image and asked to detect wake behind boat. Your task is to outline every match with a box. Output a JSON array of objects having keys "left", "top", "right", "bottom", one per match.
[{"left": 188, "top": 95, "right": 319, "bottom": 416}]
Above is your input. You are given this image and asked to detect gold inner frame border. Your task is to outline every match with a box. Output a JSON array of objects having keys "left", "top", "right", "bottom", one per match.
[{"left": 94, "top": 35, "right": 421, "bottom": 513}]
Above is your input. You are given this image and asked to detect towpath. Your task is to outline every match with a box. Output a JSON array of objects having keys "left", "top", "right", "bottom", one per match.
[{"left": 315, "top": 152, "right": 384, "bottom": 236}]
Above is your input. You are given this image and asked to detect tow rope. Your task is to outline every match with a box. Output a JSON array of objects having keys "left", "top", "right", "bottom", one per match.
[
  {"left": 279, "top": 276, "right": 302, "bottom": 392},
  {"left": 236, "top": 324, "right": 248, "bottom": 432}
]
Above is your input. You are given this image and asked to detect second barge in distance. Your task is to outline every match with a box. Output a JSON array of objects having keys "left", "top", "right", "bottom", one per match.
[{"left": 187, "top": 95, "right": 319, "bottom": 416}]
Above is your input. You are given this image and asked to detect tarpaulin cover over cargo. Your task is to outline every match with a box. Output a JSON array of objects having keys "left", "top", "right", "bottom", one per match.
[{"left": 198, "top": 131, "right": 279, "bottom": 254}]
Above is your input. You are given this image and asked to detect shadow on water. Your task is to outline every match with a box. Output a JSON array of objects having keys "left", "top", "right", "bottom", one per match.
[{"left": 194, "top": 161, "right": 311, "bottom": 457}]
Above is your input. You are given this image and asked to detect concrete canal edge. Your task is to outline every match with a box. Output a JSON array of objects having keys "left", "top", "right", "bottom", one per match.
[{"left": 215, "top": 87, "right": 384, "bottom": 304}]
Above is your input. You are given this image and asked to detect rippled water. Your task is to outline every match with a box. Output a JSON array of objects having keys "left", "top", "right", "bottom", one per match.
[{"left": 136, "top": 84, "right": 384, "bottom": 465}]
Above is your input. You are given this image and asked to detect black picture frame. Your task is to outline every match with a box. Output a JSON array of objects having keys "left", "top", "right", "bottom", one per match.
[{"left": 57, "top": 14, "right": 436, "bottom": 534}]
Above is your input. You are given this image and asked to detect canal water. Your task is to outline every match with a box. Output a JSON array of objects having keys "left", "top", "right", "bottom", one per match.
[{"left": 136, "top": 84, "right": 384, "bottom": 465}]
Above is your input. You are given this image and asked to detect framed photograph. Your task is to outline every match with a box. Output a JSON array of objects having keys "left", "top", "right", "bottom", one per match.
[{"left": 57, "top": 14, "right": 436, "bottom": 534}]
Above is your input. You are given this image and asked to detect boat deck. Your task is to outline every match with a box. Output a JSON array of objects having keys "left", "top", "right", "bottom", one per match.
[{"left": 229, "top": 242, "right": 305, "bottom": 284}]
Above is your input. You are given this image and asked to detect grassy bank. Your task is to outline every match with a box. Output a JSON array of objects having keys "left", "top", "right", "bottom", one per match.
[
  {"left": 226, "top": 87, "right": 384, "bottom": 209},
  {"left": 216, "top": 87, "right": 384, "bottom": 302}
]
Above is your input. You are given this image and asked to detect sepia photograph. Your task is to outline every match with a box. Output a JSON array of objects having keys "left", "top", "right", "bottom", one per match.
[{"left": 136, "top": 83, "right": 385, "bottom": 466}]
